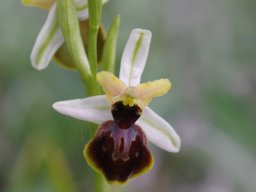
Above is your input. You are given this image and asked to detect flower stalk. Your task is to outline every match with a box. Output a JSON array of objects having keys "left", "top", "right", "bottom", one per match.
[
  {"left": 88, "top": 0, "right": 103, "bottom": 75},
  {"left": 57, "top": 0, "right": 107, "bottom": 190},
  {"left": 57, "top": 0, "right": 109, "bottom": 191},
  {"left": 57, "top": 0, "right": 97, "bottom": 96}
]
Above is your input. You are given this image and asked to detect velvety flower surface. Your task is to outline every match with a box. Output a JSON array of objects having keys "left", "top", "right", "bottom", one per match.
[{"left": 53, "top": 29, "right": 181, "bottom": 183}]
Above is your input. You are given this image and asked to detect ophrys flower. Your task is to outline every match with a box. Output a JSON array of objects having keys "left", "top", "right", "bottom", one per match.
[{"left": 53, "top": 29, "right": 181, "bottom": 184}]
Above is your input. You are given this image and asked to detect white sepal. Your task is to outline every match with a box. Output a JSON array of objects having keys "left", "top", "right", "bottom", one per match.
[
  {"left": 31, "top": 3, "right": 64, "bottom": 70},
  {"left": 53, "top": 95, "right": 112, "bottom": 124},
  {"left": 31, "top": 0, "right": 91, "bottom": 70},
  {"left": 119, "top": 29, "right": 152, "bottom": 87},
  {"left": 77, "top": 0, "right": 108, "bottom": 21},
  {"left": 137, "top": 107, "right": 181, "bottom": 153},
  {"left": 76, "top": 0, "right": 89, "bottom": 20}
]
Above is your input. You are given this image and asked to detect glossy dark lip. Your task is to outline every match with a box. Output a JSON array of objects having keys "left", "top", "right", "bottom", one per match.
[{"left": 85, "top": 120, "right": 153, "bottom": 183}]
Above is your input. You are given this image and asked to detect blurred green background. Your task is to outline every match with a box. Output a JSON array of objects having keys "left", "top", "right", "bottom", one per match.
[{"left": 1, "top": 0, "right": 256, "bottom": 191}]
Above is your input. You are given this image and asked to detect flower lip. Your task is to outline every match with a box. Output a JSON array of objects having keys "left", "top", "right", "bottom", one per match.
[
  {"left": 84, "top": 120, "right": 153, "bottom": 184},
  {"left": 111, "top": 101, "right": 142, "bottom": 129}
]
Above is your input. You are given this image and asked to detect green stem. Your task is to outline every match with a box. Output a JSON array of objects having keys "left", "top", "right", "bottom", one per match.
[
  {"left": 82, "top": 75, "right": 98, "bottom": 96},
  {"left": 57, "top": 0, "right": 107, "bottom": 191},
  {"left": 88, "top": 27, "right": 99, "bottom": 75},
  {"left": 88, "top": 0, "right": 102, "bottom": 76},
  {"left": 87, "top": 1, "right": 108, "bottom": 191},
  {"left": 57, "top": 0, "right": 96, "bottom": 94}
]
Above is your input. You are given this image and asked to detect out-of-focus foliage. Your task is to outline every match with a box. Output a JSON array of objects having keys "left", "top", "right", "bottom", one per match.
[{"left": 1, "top": 0, "right": 256, "bottom": 191}]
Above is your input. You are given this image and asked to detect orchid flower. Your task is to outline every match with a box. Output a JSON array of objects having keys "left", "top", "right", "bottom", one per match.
[
  {"left": 22, "top": 0, "right": 107, "bottom": 70},
  {"left": 53, "top": 29, "right": 181, "bottom": 184}
]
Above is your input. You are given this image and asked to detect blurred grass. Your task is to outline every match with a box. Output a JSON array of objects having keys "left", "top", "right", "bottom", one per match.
[{"left": 1, "top": 0, "right": 256, "bottom": 191}]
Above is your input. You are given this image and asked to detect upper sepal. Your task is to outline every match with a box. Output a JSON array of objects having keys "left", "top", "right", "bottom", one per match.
[{"left": 119, "top": 29, "right": 152, "bottom": 87}]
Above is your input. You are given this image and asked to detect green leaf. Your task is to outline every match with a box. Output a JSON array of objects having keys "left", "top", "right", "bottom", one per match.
[{"left": 102, "top": 15, "right": 120, "bottom": 73}]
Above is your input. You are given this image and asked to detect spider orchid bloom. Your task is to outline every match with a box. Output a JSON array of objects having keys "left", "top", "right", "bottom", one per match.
[
  {"left": 22, "top": 0, "right": 107, "bottom": 70},
  {"left": 53, "top": 29, "right": 181, "bottom": 184}
]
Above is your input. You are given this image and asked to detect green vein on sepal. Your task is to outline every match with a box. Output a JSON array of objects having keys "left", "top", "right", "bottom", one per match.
[
  {"left": 35, "top": 18, "right": 58, "bottom": 66},
  {"left": 129, "top": 32, "right": 144, "bottom": 85},
  {"left": 140, "top": 117, "right": 178, "bottom": 148}
]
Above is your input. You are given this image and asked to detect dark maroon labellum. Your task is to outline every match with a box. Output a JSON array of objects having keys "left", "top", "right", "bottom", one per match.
[{"left": 85, "top": 120, "right": 153, "bottom": 183}]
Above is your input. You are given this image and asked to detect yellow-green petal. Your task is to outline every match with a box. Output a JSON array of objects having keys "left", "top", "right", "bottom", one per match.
[
  {"left": 21, "top": 0, "right": 55, "bottom": 10},
  {"left": 135, "top": 79, "right": 171, "bottom": 105},
  {"left": 97, "top": 71, "right": 126, "bottom": 100}
]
